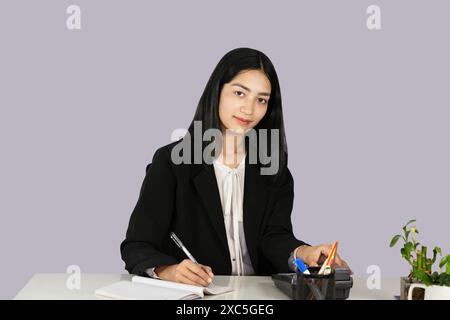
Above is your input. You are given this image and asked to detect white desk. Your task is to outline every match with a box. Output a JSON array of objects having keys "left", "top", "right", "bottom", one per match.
[{"left": 14, "top": 274, "right": 399, "bottom": 300}]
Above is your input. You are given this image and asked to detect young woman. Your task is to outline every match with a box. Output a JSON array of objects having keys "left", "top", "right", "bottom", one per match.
[{"left": 120, "top": 48, "right": 350, "bottom": 287}]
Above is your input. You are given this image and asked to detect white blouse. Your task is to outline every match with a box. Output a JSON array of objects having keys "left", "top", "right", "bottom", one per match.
[{"left": 213, "top": 154, "right": 255, "bottom": 276}]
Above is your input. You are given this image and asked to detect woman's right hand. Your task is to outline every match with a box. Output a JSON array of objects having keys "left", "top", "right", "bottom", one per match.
[{"left": 155, "top": 259, "right": 214, "bottom": 287}]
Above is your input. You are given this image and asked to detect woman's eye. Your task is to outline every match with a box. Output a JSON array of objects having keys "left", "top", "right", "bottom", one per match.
[
  {"left": 258, "top": 98, "right": 267, "bottom": 104},
  {"left": 234, "top": 91, "right": 244, "bottom": 97}
]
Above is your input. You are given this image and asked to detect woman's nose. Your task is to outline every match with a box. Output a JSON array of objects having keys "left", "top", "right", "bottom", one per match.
[{"left": 240, "top": 102, "right": 254, "bottom": 115}]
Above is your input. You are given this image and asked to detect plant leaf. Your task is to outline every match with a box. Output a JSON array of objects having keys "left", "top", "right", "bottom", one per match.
[
  {"left": 412, "top": 269, "right": 432, "bottom": 286},
  {"left": 400, "top": 247, "right": 406, "bottom": 258},
  {"left": 439, "top": 254, "right": 449, "bottom": 268},
  {"left": 438, "top": 273, "right": 450, "bottom": 287},
  {"left": 390, "top": 235, "right": 401, "bottom": 247},
  {"left": 405, "top": 219, "right": 416, "bottom": 227},
  {"left": 404, "top": 242, "right": 414, "bottom": 256},
  {"left": 431, "top": 272, "right": 440, "bottom": 283},
  {"left": 443, "top": 255, "right": 450, "bottom": 275},
  {"left": 431, "top": 247, "right": 442, "bottom": 264}
]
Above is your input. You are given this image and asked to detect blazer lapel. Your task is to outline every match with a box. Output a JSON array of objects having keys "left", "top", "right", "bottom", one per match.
[
  {"left": 192, "top": 164, "right": 229, "bottom": 252},
  {"left": 243, "top": 158, "right": 270, "bottom": 271}
]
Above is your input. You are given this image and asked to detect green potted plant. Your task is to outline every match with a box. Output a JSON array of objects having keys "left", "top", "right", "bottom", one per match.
[{"left": 390, "top": 219, "right": 450, "bottom": 300}]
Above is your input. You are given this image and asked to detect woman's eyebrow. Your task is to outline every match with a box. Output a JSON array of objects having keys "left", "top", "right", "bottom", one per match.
[{"left": 231, "top": 83, "right": 271, "bottom": 97}]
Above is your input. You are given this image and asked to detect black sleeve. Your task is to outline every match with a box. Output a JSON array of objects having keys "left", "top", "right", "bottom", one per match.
[
  {"left": 120, "top": 148, "right": 178, "bottom": 276},
  {"left": 258, "top": 166, "right": 309, "bottom": 273}
]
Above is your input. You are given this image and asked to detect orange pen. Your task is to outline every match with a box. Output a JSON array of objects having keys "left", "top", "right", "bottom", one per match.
[{"left": 318, "top": 241, "right": 338, "bottom": 275}]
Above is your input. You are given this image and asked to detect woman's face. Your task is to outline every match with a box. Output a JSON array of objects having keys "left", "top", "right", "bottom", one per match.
[{"left": 218, "top": 69, "right": 271, "bottom": 133}]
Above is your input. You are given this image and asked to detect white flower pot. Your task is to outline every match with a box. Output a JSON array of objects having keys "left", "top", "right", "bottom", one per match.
[{"left": 408, "top": 284, "right": 450, "bottom": 300}]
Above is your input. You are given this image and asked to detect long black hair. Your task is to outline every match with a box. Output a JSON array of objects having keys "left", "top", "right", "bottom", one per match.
[{"left": 187, "top": 47, "right": 288, "bottom": 182}]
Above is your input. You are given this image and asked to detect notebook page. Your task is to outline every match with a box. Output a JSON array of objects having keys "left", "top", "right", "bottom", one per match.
[
  {"left": 132, "top": 276, "right": 232, "bottom": 296},
  {"left": 132, "top": 276, "right": 204, "bottom": 297},
  {"left": 94, "top": 281, "right": 201, "bottom": 300},
  {"left": 204, "top": 282, "right": 233, "bottom": 295}
]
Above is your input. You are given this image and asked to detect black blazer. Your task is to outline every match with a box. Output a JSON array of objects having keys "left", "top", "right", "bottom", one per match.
[{"left": 120, "top": 140, "right": 308, "bottom": 276}]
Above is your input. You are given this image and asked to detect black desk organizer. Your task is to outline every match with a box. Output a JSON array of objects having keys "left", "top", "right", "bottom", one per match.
[{"left": 272, "top": 267, "right": 353, "bottom": 300}]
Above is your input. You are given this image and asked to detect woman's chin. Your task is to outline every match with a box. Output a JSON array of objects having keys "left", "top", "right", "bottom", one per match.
[{"left": 225, "top": 126, "right": 252, "bottom": 135}]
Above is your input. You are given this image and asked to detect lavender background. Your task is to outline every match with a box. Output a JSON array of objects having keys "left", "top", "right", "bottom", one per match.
[{"left": 0, "top": 0, "right": 449, "bottom": 299}]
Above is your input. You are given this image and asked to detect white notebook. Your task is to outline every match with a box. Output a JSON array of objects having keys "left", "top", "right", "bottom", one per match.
[{"left": 94, "top": 276, "right": 233, "bottom": 300}]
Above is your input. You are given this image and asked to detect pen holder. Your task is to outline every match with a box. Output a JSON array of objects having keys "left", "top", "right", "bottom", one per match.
[{"left": 295, "top": 266, "right": 336, "bottom": 300}]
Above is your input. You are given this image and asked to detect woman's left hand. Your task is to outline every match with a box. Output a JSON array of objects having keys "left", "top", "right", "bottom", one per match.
[{"left": 296, "top": 244, "right": 352, "bottom": 274}]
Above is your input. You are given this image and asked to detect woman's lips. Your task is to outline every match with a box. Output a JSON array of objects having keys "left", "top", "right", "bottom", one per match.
[{"left": 234, "top": 116, "right": 252, "bottom": 125}]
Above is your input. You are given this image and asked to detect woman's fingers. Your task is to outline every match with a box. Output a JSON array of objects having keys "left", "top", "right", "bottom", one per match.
[
  {"left": 319, "top": 244, "right": 332, "bottom": 256},
  {"left": 177, "top": 265, "right": 208, "bottom": 286},
  {"left": 308, "top": 261, "right": 319, "bottom": 267},
  {"left": 177, "top": 260, "right": 213, "bottom": 286},
  {"left": 334, "top": 253, "right": 345, "bottom": 266},
  {"left": 185, "top": 261, "right": 212, "bottom": 284},
  {"left": 184, "top": 269, "right": 210, "bottom": 286},
  {"left": 315, "top": 244, "right": 331, "bottom": 264},
  {"left": 334, "top": 254, "right": 353, "bottom": 274},
  {"left": 200, "top": 264, "right": 214, "bottom": 279},
  {"left": 175, "top": 272, "right": 203, "bottom": 286},
  {"left": 318, "top": 244, "right": 352, "bottom": 269}
]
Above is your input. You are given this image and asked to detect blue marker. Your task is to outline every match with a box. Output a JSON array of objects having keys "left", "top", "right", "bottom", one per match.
[{"left": 295, "top": 258, "right": 311, "bottom": 275}]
